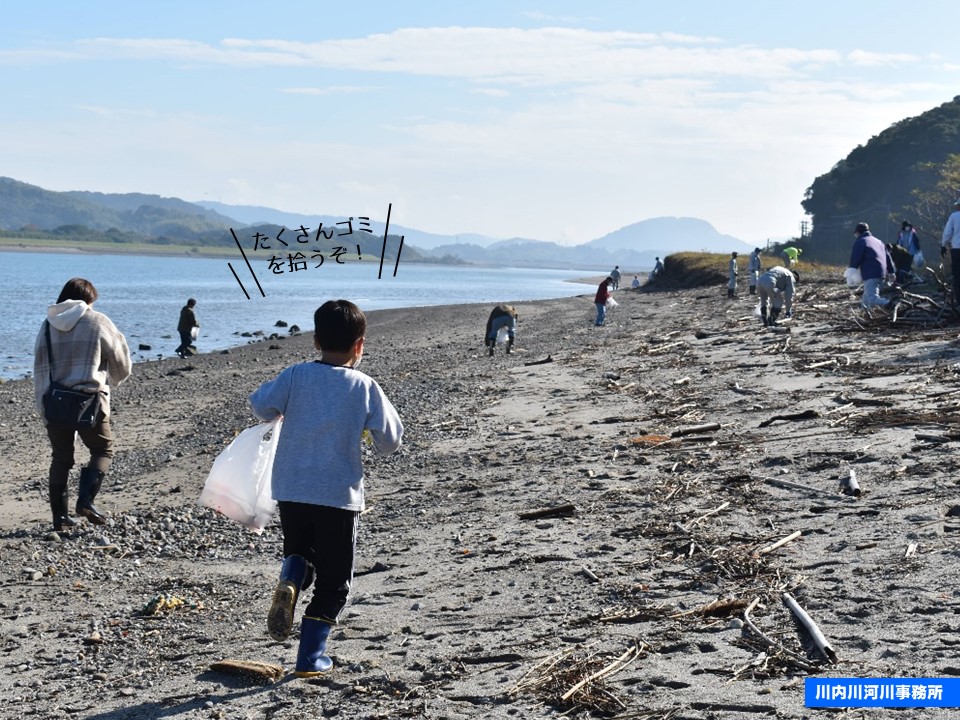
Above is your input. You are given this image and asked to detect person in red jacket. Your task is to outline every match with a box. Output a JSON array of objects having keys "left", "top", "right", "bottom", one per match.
[{"left": 594, "top": 277, "right": 613, "bottom": 326}]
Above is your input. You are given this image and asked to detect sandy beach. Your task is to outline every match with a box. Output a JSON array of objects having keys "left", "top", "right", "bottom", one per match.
[{"left": 2, "top": 275, "right": 960, "bottom": 719}]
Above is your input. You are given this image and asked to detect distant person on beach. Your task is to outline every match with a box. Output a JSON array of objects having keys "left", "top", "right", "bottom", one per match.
[
  {"left": 941, "top": 198, "right": 960, "bottom": 307},
  {"left": 887, "top": 243, "right": 915, "bottom": 285},
  {"left": 631, "top": 275, "right": 641, "bottom": 289},
  {"left": 748, "top": 248, "right": 762, "bottom": 295},
  {"left": 898, "top": 220, "right": 921, "bottom": 259},
  {"left": 727, "top": 252, "right": 738, "bottom": 298},
  {"left": 650, "top": 257, "right": 663, "bottom": 280},
  {"left": 594, "top": 277, "right": 613, "bottom": 326},
  {"left": 33, "top": 278, "right": 132, "bottom": 531},
  {"left": 175, "top": 298, "right": 199, "bottom": 359},
  {"left": 485, "top": 304, "right": 518, "bottom": 356},
  {"left": 757, "top": 266, "right": 796, "bottom": 326},
  {"left": 610, "top": 266, "right": 622, "bottom": 290},
  {"left": 250, "top": 299, "right": 403, "bottom": 676},
  {"left": 849, "top": 222, "right": 896, "bottom": 309},
  {"left": 782, "top": 246, "right": 801, "bottom": 268}
]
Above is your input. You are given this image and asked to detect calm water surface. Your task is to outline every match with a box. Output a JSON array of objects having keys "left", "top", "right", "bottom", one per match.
[{"left": 1, "top": 251, "right": 599, "bottom": 379}]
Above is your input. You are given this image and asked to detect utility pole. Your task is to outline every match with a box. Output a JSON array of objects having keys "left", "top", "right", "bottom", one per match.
[{"left": 799, "top": 220, "right": 808, "bottom": 239}]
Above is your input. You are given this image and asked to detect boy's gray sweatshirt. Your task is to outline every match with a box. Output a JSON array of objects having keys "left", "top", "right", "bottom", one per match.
[{"left": 250, "top": 361, "right": 403, "bottom": 511}]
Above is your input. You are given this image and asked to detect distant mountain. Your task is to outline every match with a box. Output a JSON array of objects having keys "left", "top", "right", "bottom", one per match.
[
  {"left": 0, "top": 177, "right": 234, "bottom": 239},
  {"left": 0, "top": 176, "right": 750, "bottom": 270},
  {"left": 194, "top": 200, "right": 502, "bottom": 250},
  {"left": 427, "top": 218, "right": 753, "bottom": 270},
  {"left": 586, "top": 217, "right": 754, "bottom": 254}
]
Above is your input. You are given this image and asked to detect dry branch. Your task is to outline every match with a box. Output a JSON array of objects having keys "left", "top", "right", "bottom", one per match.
[
  {"left": 782, "top": 593, "right": 837, "bottom": 664},
  {"left": 758, "top": 530, "right": 802, "bottom": 555},
  {"left": 560, "top": 645, "right": 640, "bottom": 701}
]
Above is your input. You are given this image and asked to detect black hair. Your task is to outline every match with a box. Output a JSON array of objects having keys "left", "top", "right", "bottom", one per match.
[
  {"left": 56, "top": 278, "right": 98, "bottom": 304},
  {"left": 314, "top": 300, "right": 366, "bottom": 352},
  {"left": 187, "top": 298, "right": 196, "bottom": 307}
]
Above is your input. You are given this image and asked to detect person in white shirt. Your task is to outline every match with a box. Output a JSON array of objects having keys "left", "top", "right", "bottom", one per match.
[
  {"left": 748, "top": 248, "right": 762, "bottom": 295},
  {"left": 941, "top": 198, "right": 960, "bottom": 307}
]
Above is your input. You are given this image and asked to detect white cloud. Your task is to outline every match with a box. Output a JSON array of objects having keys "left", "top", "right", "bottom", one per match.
[
  {"left": 281, "top": 86, "right": 381, "bottom": 96},
  {"left": 71, "top": 29, "right": 848, "bottom": 85},
  {"left": 847, "top": 49, "right": 919, "bottom": 67},
  {"left": 471, "top": 88, "right": 510, "bottom": 97},
  {"left": 3, "top": 23, "right": 955, "bottom": 245}
]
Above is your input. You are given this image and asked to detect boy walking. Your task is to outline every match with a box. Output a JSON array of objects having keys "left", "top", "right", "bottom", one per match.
[{"left": 250, "top": 300, "right": 403, "bottom": 676}]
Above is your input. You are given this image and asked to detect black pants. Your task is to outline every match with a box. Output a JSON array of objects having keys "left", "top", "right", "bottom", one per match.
[
  {"left": 47, "top": 413, "right": 113, "bottom": 487},
  {"left": 175, "top": 330, "right": 193, "bottom": 356},
  {"left": 278, "top": 501, "right": 359, "bottom": 623},
  {"left": 952, "top": 249, "right": 960, "bottom": 307}
]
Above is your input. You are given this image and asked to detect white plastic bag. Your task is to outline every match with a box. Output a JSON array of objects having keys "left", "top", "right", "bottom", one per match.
[
  {"left": 606, "top": 296, "right": 619, "bottom": 308},
  {"left": 197, "top": 418, "right": 281, "bottom": 533},
  {"left": 496, "top": 325, "right": 510, "bottom": 344},
  {"left": 913, "top": 251, "right": 925, "bottom": 270},
  {"left": 190, "top": 326, "right": 199, "bottom": 341},
  {"left": 843, "top": 267, "right": 862, "bottom": 288}
]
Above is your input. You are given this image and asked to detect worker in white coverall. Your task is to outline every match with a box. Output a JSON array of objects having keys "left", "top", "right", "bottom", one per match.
[{"left": 757, "top": 266, "right": 796, "bottom": 326}]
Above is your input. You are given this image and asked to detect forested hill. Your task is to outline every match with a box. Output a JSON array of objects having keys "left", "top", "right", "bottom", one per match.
[{"left": 802, "top": 95, "right": 960, "bottom": 263}]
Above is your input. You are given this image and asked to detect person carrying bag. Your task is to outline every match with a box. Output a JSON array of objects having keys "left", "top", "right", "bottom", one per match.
[
  {"left": 42, "top": 322, "right": 102, "bottom": 430},
  {"left": 34, "top": 278, "right": 132, "bottom": 531}
]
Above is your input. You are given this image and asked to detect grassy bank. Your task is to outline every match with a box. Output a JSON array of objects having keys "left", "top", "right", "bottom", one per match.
[
  {"left": 646, "top": 251, "right": 842, "bottom": 289},
  {"left": 0, "top": 236, "right": 241, "bottom": 258}
]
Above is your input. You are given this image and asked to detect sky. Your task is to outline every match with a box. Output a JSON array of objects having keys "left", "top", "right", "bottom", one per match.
[{"left": 2, "top": 1, "right": 958, "bottom": 246}]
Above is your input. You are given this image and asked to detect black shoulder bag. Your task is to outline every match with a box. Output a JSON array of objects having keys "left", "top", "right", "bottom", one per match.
[{"left": 42, "top": 321, "right": 101, "bottom": 430}]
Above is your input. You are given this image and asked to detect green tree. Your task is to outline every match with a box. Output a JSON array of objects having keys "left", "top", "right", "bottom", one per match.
[{"left": 899, "top": 153, "right": 960, "bottom": 244}]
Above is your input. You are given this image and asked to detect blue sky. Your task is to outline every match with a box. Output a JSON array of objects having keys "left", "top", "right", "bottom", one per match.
[{"left": 2, "top": 1, "right": 958, "bottom": 246}]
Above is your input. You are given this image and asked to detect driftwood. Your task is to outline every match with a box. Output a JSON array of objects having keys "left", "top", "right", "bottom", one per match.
[
  {"left": 683, "top": 501, "right": 730, "bottom": 531},
  {"left": 523, "top": 355, "right": 554, "bottom": 366},
  {"left": 758, "top": 530, "right": 802, "bottom": 555},
  {"left": 671, "top": 422, "right": 721, "bottom": 437},
  {"left": 782, "top": 592, "right": 838, "bottom": 663},
  {"left": 840, "top": 469, "right": 861, "bottom": 496},
  {"left": 519, "top": 504, "right": 577, "bottom": 520},
  {"left": 580, "top": 566, "right": 601, "bottom": 583},
  {"left": 671, "top": 596, "right": 747, "bottom": 619},
  {"left": 209, "top": 659, "right": 285, "bottom": 683},
  {"left": 758, "top": 410, "right": 820, "bottom": 428},
  {"left": 762, "top": 476, "right": 834, "bottom": 498},
  {"left": 741, "top": 598, "right": 816, "bottom": 672}
]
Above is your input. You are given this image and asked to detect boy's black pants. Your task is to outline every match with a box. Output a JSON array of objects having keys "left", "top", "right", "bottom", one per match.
[{"left": 277, "top": 501, "right": 359, "bottom": 623}]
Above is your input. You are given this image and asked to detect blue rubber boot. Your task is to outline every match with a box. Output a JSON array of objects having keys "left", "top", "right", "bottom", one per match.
[
  {"left": 267, "top": 555, "right": 309, "bottom": 642},
  {"left": 295, "top": 616, "right": 334, "bottom": 676}
]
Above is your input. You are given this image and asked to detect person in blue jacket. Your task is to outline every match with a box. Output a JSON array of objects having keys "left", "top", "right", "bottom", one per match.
[{"left": 849, "top": 222, "right": 896, "bottom": 308}]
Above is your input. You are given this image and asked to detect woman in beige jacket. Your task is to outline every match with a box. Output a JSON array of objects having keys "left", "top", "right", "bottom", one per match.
[{"left": 33, "top": 278, "right": 132, "bottom": 531}]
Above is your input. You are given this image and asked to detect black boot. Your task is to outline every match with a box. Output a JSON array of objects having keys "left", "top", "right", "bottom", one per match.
[
  {"left": 76, "top": 467, "right": 106, "bottom": 525},
  {"left": 268, "top": 555, "right": 310, "bottom": 642},
  {"left": 760, "top": 307, "right": 769, "bottom": 327},
  {"left": 769, "top": 307, "right": 781, "bottom": 326},
  {"left": 49, "top": 474, "right": 77, "bottom": 532},
  {"left": 749, "top": 286, "right": 756, "bottom": 295},
  {"left": 506, "top": 337, "right": 513, "bottom": 354}
]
